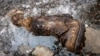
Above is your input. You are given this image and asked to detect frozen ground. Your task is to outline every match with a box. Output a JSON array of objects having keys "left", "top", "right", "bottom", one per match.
[{"left": 0, "top": 0, "right": 99, "bottom": 56}]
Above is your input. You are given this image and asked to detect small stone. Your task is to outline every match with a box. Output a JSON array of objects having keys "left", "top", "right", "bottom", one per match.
[{"left": 17, "top": 45, "right": 32, "bottom": 56}]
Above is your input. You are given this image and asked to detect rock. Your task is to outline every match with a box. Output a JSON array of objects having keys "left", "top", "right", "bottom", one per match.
[
  {"left": 32, "top": 45, "right": 54, "bottom": 56},
  {"left": 85, "top": 27, "right": 100, "bottom": 53},
  {"left": 16, "top": 45, "right": 32, "bottom": 56},
  {"left": 0, "top": 51, "right": 6, "bottom": 56}
]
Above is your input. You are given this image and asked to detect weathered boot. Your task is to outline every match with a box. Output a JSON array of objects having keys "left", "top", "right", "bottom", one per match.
[{"left": 8, "top": 9, "right": 86, "bottom": 54}]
